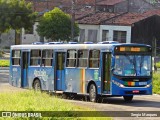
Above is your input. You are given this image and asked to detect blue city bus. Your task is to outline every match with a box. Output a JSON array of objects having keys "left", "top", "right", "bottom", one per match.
[{"left": 9, "top": 42, "right": 152, "bottom": 102}]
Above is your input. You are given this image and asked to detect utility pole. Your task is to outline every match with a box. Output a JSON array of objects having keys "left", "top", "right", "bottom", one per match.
[
  {"left": 71, "top": 0, "right": 75, "bottom": 41},
  {"left": 154, "top": 37, "right": 157, "bottom": 57},
  {"left": 46, "top": 0, "right": 49, "bottom": 10},
  {"left": 127, "top": 0, "right": 130, "bottom": 12},
  {"left": 94, "top": 0, "right": 97, "bottom": 13},
  {"left": 33, "top": 0, "right": 36, "bottom": 12}
]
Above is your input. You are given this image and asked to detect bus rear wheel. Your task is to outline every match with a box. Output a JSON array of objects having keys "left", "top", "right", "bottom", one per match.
[
  {"left": 33, "top": 79, "right": 41, "bottom": 91},
  {"left": 123, "top": 96, "right": 133, "bottom": 102},
  {"left": 89, "top": 84, "right": 97, "bottom": 102}
]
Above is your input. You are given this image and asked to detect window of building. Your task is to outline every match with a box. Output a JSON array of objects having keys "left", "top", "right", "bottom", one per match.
[
  {"left": 113, "top": 31, "right": 126, "bottom": 43},
  {"left": 88, "top": 29, "right": 98, "bottom": 43},
  {"left": 78, "top": 50, "right": 88, "bottom": 67},
  {"left": 79, "top": 29, "right": 85, "bottom": 43},
  {"left": 42, "top": 50, "right": 53, "bottom": 66},
  {"left": 30, "top": 50, "right": 41, "bottom": 66},
  {"left": 66, "top": 50, "right": 77, "bottom": 67},
  {"left": 12, "top": 50, "right": 21, "bottom": 65},
  {"left": 89, "top": 50, "right": 100, "bottom": 68},
  {"left": 102, "top": 30, "right": 109, "bottom": 41}
]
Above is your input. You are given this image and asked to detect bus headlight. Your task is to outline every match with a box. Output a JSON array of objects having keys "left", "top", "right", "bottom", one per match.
[
  {"left": 145, "top": 83, "right": 152, "bottom": 88},
  {"left": 112, "top": 80, "right": 125, "bottom": 88}
]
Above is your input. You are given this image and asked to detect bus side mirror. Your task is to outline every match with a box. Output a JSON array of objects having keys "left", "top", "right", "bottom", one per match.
[{"left": 111, "top": 68, "right": 114, "bottom": 72}]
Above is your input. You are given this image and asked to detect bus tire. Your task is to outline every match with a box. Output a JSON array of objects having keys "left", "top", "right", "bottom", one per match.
[
  {"left": 123, "top": 96, "right": 133, "bottom": 102},
  {"left": 89, "top": 84, "right": 97, "bottom": 102},
  {"left": 33, "top": 79, "right": 41, "bottom": 91},
  {"left": 62, "top": 93, "right": 68, "bottom": 99}
]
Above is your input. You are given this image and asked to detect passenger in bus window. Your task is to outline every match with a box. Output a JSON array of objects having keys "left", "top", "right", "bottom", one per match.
[{"left": 114, "top": 60, "right": 122, "bottom": 75}]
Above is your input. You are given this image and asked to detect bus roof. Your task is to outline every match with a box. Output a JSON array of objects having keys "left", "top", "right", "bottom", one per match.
[{"left": 10, "top": 43, "right": 151, "bottom": 50}]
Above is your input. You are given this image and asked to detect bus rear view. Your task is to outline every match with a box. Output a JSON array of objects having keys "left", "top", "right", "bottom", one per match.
[{"left": 111, "top": 45, "right": 152, "bottom": 101}]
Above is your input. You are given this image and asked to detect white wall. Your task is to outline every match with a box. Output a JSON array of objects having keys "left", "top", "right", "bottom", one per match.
[
  {"left": 21, "top": 22, "right": 40, "bottom": 44},
  {"left": 0, "top": 30, "right": 15, "bottom": 48},
  {"left": 78, "top": 24, "right": 132, "bottom": 43},
  {"left": 100, "top": 25, "right": 132, "bottom": 43},
  {"left": 78, "top": 24, "right": 100, "bottom": 42}
]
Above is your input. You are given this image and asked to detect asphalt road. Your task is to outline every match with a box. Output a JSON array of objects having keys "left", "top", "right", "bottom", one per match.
[
  {"left": 0, "top": 68, "right": 160, "bottom": 120},
  {"left": 0, "top": 69, "right": 9, "bottom": 83}
]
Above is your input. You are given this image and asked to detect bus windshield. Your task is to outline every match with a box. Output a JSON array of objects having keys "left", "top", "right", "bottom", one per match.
[{"left": 113, "top": 55, "right": 151, "bottom": 76}]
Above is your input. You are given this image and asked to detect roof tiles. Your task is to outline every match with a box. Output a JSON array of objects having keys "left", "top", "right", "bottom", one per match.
[
  {"left": 77, "top": 12, "right": 119, "bottom": 24},
  {"left": 104, "top": 9, "right": 160, "bottom": 25},
  {"left": 78, "top": 9, "right": 160, "bottom": 25},
  {"left": 97, "top": 0, "right": 125, "bottom": 6}
]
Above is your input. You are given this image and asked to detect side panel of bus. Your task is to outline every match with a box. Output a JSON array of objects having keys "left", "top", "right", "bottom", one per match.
[
  {"left": 11, "top": 66, "right": 21, "bottom": 87},
  {"left": 65, "top": 69, "right": 81, "bottom": 93},
  {"left": 40, "top": 66, "right": 54, "bottom": 91},
  {"left": 27, "top": 49, "right": 54, "bottom": 91},
  {"left": 10, "top": 50, "right": 21, "bottom": 87},
  {"left": 10, "top": 50, "right": 29, "bottom": 88},
  {"left": 65, "top": 68, "right": 101, "bottom": 94},
  {"left": 85, "top": 68, "right": 101, "bottom": 94},
  {"left": 64, "top": 49, "right": 101, "bottom": 94}
]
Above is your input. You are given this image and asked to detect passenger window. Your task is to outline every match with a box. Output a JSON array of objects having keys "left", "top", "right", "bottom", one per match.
[
  {"left": 30, "top": 50, "right": 41, "bottom": 66},
  {"left": 12, "top": 50, "right": 21, "bottom": 65},
  {"left": 42, "top": 50, "right": 53, "bottom": 66},
  {"left": 89, "top": 50, "right": 100, "bottom": 68},
  {"left": 78, "top": 50, "right": 88, "bottom": 67},
  {"left": 66, "top": 50, "right": 77, "bottom": 67}
]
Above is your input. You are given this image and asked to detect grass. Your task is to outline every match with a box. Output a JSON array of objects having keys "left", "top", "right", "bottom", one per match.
[
  {"left": 0, "top": 91, "right": 111, "bottom": 120},
  {"left": 153, "top": 72, "right": 160, "bottom": 94},
  {"left": 156, "top": 62, "right": 160, "bottom": 68},
  {"left": 0, "top": 60, "right": 10, "bottom": 67}
]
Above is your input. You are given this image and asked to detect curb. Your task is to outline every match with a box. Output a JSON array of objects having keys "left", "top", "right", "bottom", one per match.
[
  {"left": 0, "top": 58, "right": 10, "bottom": 60},
  {"left": 0, "top": 67, "right": 9, "bottom": 70}
]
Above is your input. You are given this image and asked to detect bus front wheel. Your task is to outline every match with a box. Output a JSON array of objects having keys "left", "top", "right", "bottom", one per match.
[
  {"left": 123, "top": 96, "right": 133, "bottom": 102},
  {"left": 33, "top": 79, "right": 41, "bottom": 91},
  {"left": 89, "top": 84, "right": 97, "bottom": 102}
]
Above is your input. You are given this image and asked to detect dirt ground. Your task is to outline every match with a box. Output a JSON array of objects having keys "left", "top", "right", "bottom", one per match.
[{"left": 0, "top": 83, "right": 28, "bottom": 93}]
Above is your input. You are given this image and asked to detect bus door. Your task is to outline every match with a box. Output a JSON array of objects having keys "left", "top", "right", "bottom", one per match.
[
  {"left": 21, "top": 51, "right": 29, "bottom": 88},
  {"left": 54, "top": 52, "right": 65, "bottom": 90},
  {"left": 101, "top": 52, "right": 111, "bottom": 94}
]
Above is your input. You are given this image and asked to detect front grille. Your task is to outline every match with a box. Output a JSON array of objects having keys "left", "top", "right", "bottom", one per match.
[
  {"left": 124, "top": 85, "right": 146, "bottom": 87},
  {"left": 122, "top": 78, "right": 150, "bottom": 87}
]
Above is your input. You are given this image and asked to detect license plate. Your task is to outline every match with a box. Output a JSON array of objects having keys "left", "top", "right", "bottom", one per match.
[
  {"left": 139, "top": 82, "right": 147, "bottom": 85},
  {"left": 133, "top": 90, "right": 139, "bottom": 93}
]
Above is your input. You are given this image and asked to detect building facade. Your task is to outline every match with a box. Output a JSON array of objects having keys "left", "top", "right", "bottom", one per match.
[{"left": 0, "top": 30, "right": 15, "bottom": 49}]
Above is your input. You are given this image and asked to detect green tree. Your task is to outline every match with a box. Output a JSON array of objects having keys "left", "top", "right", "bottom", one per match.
[
  {"left": 0, "top": 0, "right": 9, "bottom": 36},
  {"left": 37, "top": 7, "right": 79, "bottom": 42},
  {"left": 0, "top": 0, "right": 37, "bottom": 44}
]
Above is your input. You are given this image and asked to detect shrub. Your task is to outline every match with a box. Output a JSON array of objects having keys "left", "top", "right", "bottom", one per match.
[
  {"left": 156, "top": 62, "right": 160, "bottom": 68},
  {"left": 0, "top": 50, "right": 4, "bottom": 57},
  {"left": 0, "top": 60, "right": 10, "bottom": 67},
  {"left": 153, "top": 73, "right": 160, "bottom": 94}
]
